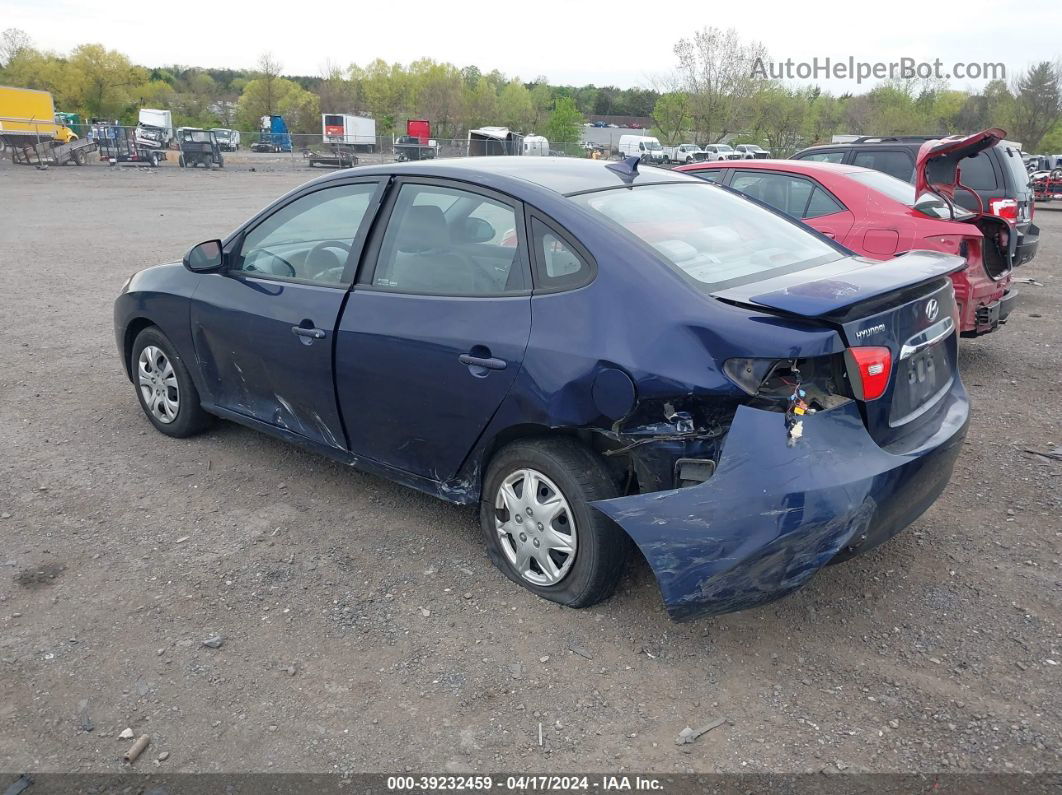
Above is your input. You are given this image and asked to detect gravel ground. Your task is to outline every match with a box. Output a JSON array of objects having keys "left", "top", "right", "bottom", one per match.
[{"left": 0, "top": 161, "right": 1059, "bottom": 775}]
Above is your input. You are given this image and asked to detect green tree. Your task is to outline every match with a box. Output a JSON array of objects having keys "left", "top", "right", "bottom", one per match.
[
  {"left": 65, "top": 44, "right": 147, "bottom": 119},
  {"left": 651, "top": 92, "right": 690, "bottom": 144},
  {"left": 236, "top": 76, "right": 319, "bottom": 133},
  {"left": 465, "top": 76, "right": 498, "bottom": 130},
  {"left": 529, "top": 82, "right": 553, "bottom": 129},
  {"left": 1010, "top": 62, "right": 1062, "bottom": 150},
  {"left": 497, "top": 79, "right": 534, "bottom": 131},
  {"left": 545, "top": 96, "right": 583, "bottom": 144},
  {"left": 0, "top": 28, "right": 32, "bottom": 68},
  {"left": 409, "top": 59, "right": 465, "bottom": 138}
]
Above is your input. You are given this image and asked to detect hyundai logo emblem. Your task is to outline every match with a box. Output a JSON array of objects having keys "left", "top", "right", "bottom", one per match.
[{"left": 925, "top": 298, "right": 939, "bottom": 322}]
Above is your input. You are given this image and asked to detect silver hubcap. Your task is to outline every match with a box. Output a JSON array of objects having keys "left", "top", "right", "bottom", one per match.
[
  {"left": 137, "top": 346, "right": 179, "bottom": 424},
  {"left": 495, "top": 468, "right": 577, "bottom": 586}
]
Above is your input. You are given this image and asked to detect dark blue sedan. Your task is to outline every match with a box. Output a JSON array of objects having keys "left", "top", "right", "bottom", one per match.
[{"left": 114, "top": 157, "right": 970, "bottom": 620}]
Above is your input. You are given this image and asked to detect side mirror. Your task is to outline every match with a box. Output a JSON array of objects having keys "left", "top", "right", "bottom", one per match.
[
  {"left": 460, "top": 217, "right": 495, "bottom": 244},
  {"left": 184, "top": 239, "right": 224, "bottom": 272}
]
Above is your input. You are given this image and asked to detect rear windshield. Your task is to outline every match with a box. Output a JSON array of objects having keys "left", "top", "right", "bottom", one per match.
[
  {"left": 571, "top": 183, "right": 841, "bottom": 290},
  {"left": 846, "top": 170, "right": 972, "bottom": 220}
]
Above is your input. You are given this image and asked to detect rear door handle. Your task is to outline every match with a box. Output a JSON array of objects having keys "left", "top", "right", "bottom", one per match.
[
  {"left": 291, "top": 326, "right": 326, "bottom": 339},
  {"left": 459, "top": 353, "right": 507, "bottom": 371}
]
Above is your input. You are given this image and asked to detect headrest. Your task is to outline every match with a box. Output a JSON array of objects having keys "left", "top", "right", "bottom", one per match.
[{"left": 397, "top": 205, "right": 450, "bottom": 253}]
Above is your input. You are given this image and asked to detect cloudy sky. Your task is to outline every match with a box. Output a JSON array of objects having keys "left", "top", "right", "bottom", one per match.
[{"left": 5, "top": 0, "right": 1060, "bottom": 91}]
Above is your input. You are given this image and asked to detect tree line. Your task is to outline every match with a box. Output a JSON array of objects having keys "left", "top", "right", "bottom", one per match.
[{"left": 2, "top": 26, "right": 1060, "bottom": 153}]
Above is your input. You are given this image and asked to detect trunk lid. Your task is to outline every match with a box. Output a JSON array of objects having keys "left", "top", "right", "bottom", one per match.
[
  {"left": 913, "top": 129, "right": 1020, "bottom": 271},
  {"left": 914, "top": 128, "right": 1005, "bottom": 207},
  {"left": 713, "top": 251, "right": 965, "bottom": 449}
]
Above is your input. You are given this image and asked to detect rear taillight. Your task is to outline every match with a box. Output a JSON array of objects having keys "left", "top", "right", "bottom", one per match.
[
  {"left": 723, "top": 355, "right": 853, "bottom": 406},
  {"left": 989, "top": 198, "right": 1019, "bottom": 221},
  {"left": 845, "top": 347, "right": 892, "bottom": 401}
]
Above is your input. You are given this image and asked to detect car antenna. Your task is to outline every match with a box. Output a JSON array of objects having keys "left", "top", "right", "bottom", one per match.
[{"left": 606, "top": 155, "right": 640, "bottom": 182}]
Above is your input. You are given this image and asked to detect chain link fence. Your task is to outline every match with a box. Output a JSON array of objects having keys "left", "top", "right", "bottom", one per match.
[{"left": 3, "top": 123, "right": 622, "bottom": 171}]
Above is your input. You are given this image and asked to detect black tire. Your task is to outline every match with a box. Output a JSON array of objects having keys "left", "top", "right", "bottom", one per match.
[
  {"left": 130, "top": 326, "right": 213, "bottom": 438},
  {"left": 178, "top": 154, "right": 185, "bottom": 168},
  {"left": 480, "top": 438, "right": 627, "bottom": 608},
  {"left": 217, "top": 155, "right": 224, "bottom": 169}
]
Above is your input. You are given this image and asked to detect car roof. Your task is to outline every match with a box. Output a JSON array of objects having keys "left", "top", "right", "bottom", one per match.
[
  {"left": 683, "top": 159, "right": 871, "bottom": 177},
  {"left": 317, "top": 156, "right": 697, "bottom": 197}
]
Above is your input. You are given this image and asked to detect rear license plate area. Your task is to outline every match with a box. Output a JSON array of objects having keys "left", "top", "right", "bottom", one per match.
[{"left": 889, "top": 341, "right": 951, "bottom": 426}]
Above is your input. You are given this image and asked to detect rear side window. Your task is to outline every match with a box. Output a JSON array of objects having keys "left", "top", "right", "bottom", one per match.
[
  {"left": 731, "top": 171, "right": 812, "bottom": 218},
  {"left": 998, "top": 145, "right": 1032, "bottom": 195},
  {"left": 805, "top": 188, "right": 845, "bottom": 219},
  {"left": 372, "top": 183, "right": 528, "bottom": 295},
  {"left": 956, "top": 152, "right": 997, "bottom": 190},
  {"left": 530, "top": 218, "right": 594, "bottom": 291},
  {"left": 797, "top": 150, "right": 844, "bottom": 163},
  {"left": 851, "top": 150, "right": 914, "bottom": 182}
]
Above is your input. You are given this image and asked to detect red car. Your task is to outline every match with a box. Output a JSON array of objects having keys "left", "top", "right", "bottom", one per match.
[{"left": 677, "top": 132, "right": 1016, "bottom": 336}]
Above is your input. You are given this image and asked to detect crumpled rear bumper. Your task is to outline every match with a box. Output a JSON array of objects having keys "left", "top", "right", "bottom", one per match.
[{"left": 592, "top": 395, "right": 968, "bottom": 621}]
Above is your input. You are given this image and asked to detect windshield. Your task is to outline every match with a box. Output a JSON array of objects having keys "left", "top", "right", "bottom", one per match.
[
  {"left": 572, "top": 183, "right": 841, "bottom": 290},
  {"left": 212, "top": 129, "right": 231, "bottom": 139},
  {"left": 644, "top": 141, "right": 662, "bottom": 150},
  {"left": 716, "top": 145, "right": 734, "bottom": 152},
  {"left": 847, "top": 170, "right": 972, "bottom": 220}
]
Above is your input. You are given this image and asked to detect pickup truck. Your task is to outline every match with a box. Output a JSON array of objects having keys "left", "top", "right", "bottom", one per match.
[
  {"left": 734, "top": 144, "right": 771, "bottom": 159},
  {"left": 663, "top": 144, "right": 706, "bottom": 164},
  {"left": 701, "top": 144, "right": 742, "bottom": 161}
]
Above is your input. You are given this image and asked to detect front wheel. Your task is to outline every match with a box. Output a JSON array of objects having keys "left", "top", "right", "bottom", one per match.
[
  {"left": 130, "top": 327, "right": 213, "bottom": 438},
  {"left": 178, "top": 154, "right": 185, "bottom": 167},
  {"left": 480, "top": 439, "right": 627, "bottom": 608}
]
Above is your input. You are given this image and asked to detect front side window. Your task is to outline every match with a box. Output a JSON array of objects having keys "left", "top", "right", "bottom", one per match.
[
  {"left": 236, "top": 183, "right": 377, "bottom": 286},
  {"left": 372, "top": 184, "right": 527, "bottom": 295},
  {"left": 572, "top": 183, "right": 841, "bottom": 290},
  {"left": 691, "top": 170, "right": 725, "bottom": 184}
]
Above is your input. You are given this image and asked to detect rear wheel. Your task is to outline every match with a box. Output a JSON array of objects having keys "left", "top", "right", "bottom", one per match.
[
  {"left": 178, "top": 154, "right": 185, "bottom": 168},
  {"left": 480, "top": 439, "right": 627, "bottom": 608},
  {"left": 130, "top": 327, "right": 212, "bottom": 438}
]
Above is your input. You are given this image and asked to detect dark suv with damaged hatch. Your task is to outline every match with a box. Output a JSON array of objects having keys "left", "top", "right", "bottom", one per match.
[{"left": 114, "top": 157, "right": 969, "bottom": 621}]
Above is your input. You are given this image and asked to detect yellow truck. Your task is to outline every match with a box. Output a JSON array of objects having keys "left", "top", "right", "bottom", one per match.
[
  {"left": 0, "top": 85, "right": 79, "bottom": 143},
  {"left": 0, "top": 85, "right": 96, "bottom": 165}
]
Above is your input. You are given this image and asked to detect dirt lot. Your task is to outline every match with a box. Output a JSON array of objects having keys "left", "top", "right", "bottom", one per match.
[{"left": 0, "top": 161, "right": 1059, "bottom": 776}]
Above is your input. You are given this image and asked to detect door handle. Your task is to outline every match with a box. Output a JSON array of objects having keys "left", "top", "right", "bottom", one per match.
[
  {"left": 822, "top": 231, "right": 836, "bottom": 239},
  {"left": 459, "top": 353, "right": 507, "bottom": 371},
  {"left": 291, "top": 326, "right": 326, "bottom": 339}
]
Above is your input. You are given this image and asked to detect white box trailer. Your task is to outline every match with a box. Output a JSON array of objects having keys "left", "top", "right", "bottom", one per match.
[{"left": 322, "top": 114, "right": 376, "bottom": 150}]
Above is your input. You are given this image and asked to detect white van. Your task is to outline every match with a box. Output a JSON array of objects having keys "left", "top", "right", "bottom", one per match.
[{"left": 618, "top": 134, "right": 666, "bottom": 164}]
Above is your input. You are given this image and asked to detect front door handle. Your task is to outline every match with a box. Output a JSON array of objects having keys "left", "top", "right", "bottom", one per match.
[
  {"left": 459, "top": 353, "right": 507, "bottom": 371},
  {"left": 291, "top": 326, "right": 326, "bottom": 339}
]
